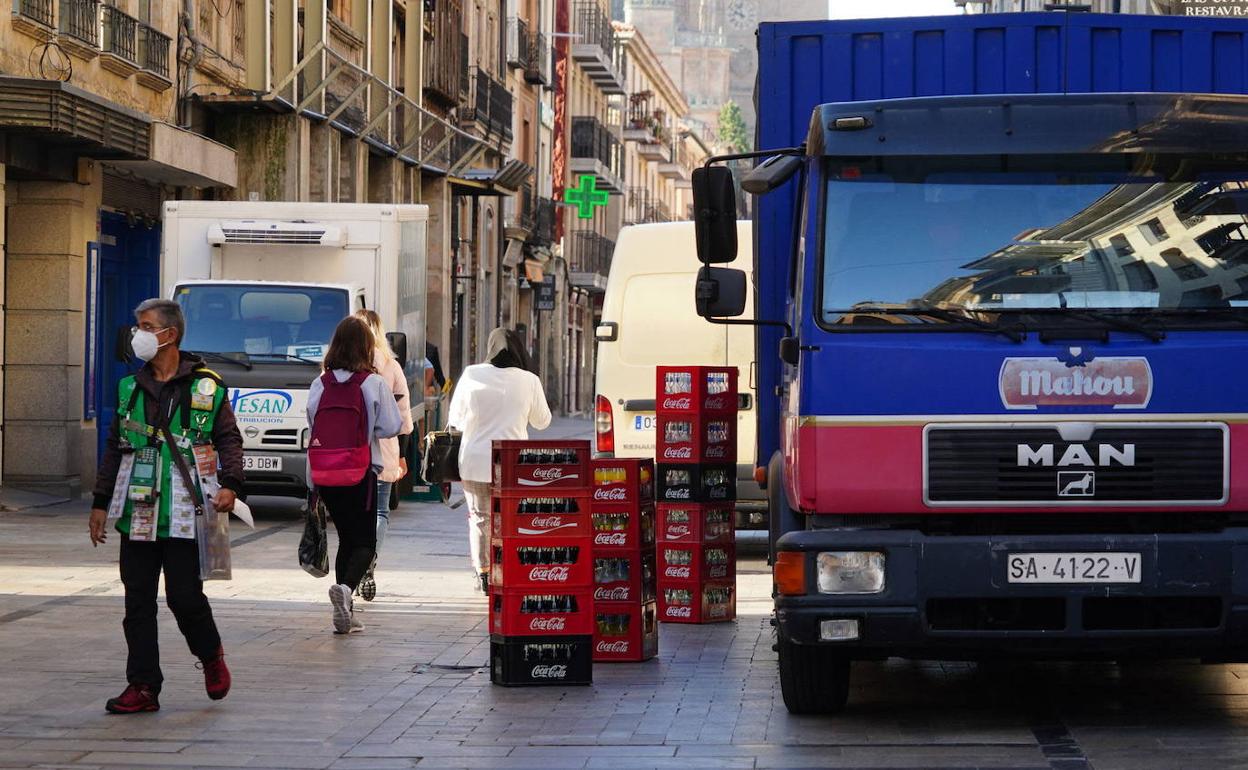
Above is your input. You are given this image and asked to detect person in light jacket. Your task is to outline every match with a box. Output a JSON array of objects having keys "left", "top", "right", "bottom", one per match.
[
  {"left": 448, "top": 328, "right": 552, "bottom": 594},
  {"left": 352, "top": 309, "right": 414, "bottom": 602},
  {"left": 306, "top": 316, "right": 403, "bottom": 634}
]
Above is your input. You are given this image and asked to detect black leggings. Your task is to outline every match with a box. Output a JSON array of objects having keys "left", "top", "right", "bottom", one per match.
[{"left": 318, "top": 471, "right": 377, "bottom": 590}]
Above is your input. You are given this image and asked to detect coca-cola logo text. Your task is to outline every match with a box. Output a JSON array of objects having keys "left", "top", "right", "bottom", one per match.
[
  {"left": 594, "top": 532, "right": 628, "bottom": 546},
  {"left": 529, "top": 617, "right": 567, "bottom": 632},
  {"left": 530, "top": 665, "right": 568, "bottom": 679},
  {"left": 665, "top": 566, "right": 691, "bottom": 579},
  {"left": 594, "top": 487, "right": 628, "bottom": 501},
  {"left": 596, "top": 640, "right": 630, "bottom": 654},
  {"left": 666, "top": 606, "right": 693, "bottom": 618},
  {"left": 665, "top": 524, "right": 691, "bottom": 538},
  {"left": 528, "top": 566, "right": 571, "bottom": 582},
  {"left": 662, "top": 397, "right": 692, "bottom": 410},
  {"left": 517, "top": 517, "right": 577, "bottom": 536},
  {"left": 517, "top": 468, "right": 580, "bottom": 486},
  {"left": 665, "top": 488, "right": 691, "bottom": 500},
  {"left": 999, "top": 355, "right": 1152, "bottom": 409},
  {"left": 663, "top": 446, "right": 693, "bottom": 460},
  {"left": 595, "top": 586, "right": 630, "bottom": 601}
]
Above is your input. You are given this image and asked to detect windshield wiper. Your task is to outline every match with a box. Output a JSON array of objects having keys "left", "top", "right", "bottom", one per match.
[
  {"left": 191, "top": 350, "right": 253, "bottom": 370},
  {"left": 1016, "top": 308, "right": 1166, "bottom": 343},
  {"left": 250, "top": 352, "right": 322, "bottom": 365},
  {"left": 846, "top": 304, "right": 1026, "bottom": 342}
]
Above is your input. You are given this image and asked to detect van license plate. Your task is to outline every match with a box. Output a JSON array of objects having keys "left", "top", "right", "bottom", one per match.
[
  {"left": 1007, "top": 552, "right": 1141, "bottom": 584},
  {"left": 633, "top": 415, "right": 656, "bottom": 431},
  {"left": 243, "top": 455, "right": 281, "bottom": 472}
]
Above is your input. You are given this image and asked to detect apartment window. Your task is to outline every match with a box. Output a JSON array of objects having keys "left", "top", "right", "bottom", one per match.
[
  {"left": 1138, "top": 217, "right": 1168, "bottom": 245},
  {"left": 1122, "top": 260, "right": 1158, "bottom": 292},
  {"left": 1161, "top": 248, "right": 1206, "bottom": 281},
  {"left": 1108, "top": 233, "right": 1135, "bottom": 258}
]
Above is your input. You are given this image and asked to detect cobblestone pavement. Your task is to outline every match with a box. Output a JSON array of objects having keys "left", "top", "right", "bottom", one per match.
[{"left": 4, "top": 422, "right": 1248, "bottom": 768}]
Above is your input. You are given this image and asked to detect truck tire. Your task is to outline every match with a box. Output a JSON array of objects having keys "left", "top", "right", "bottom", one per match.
[
  {"left": 767, "top": 451, "right": 802, "bottom": 566},
  {"left": 777, "top": 637, "right": 851, "bottom": 714}
]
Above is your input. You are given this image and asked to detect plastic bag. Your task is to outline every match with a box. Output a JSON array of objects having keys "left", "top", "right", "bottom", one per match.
[
  {"left": 299, "top": 495, "right": 330, "bottom": 578},
  {"left": 196, "top": 508, "right": 232, "bottom": 581}
]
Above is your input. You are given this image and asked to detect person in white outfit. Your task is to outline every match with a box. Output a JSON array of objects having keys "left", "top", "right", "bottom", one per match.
[{"left": 447, "top": 328, "right": 552, "bottom": 593}]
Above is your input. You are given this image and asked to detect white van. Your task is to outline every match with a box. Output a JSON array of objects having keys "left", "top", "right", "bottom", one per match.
[{"left": 593, "top": 221, "right": 764, "bottom": 527}]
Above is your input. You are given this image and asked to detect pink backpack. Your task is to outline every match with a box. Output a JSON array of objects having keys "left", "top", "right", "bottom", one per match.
[{"left": 309, "top": 371, "right": 371, "bottom": 487}]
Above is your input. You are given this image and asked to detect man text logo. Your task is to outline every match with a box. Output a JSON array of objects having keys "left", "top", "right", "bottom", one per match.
[{"left": 1017, "top": 443, "right": 1135, "bottom": 467}]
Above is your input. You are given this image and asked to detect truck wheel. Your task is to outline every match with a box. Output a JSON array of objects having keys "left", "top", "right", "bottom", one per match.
[
  {"left": 777, "top": 637, "right": 851, "bottom": 715},
  {"left": 767, "top": 451, "right": 801, "bottom": 566}
]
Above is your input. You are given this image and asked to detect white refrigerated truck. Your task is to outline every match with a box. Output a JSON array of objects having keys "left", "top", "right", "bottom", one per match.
[{"left": 160, "top": 201, "right": 429, "bottom": 498}]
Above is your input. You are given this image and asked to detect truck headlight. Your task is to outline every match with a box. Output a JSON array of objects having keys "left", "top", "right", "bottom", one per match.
[{"left": 817, "top": 551, "right": 885, "bottom": 594}]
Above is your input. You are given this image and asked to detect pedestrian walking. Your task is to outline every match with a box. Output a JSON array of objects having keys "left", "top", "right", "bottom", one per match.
[
  {"left": 306, "top": 316, "right": 402, "bottom": 634},
  {"left": 351, "top": 309, "right": 414, "bottom": 602},
  {"left": 88, "top": 298, "right": 245, "bottom": 714},
  {"left": 447, "top": 328, "right": 552, "bottom": 594}
]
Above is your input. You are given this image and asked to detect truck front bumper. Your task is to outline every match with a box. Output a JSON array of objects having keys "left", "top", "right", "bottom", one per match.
[
  {"left": 775, "top": 526, "right": 1248, "bottom": 661},
  {"left": 242, "top": 450, "right": 309, "bottom": 498}
]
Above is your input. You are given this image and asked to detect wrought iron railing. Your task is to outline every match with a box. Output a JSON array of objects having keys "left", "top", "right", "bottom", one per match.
[
  {"left": 102, "top": 4, "right": 137, "bottom": 62},
  {"left": 469, "top": 66, "right": 513, "bottom": 140},
  {"left": 525, "top": 29, "right": 549, "bottom": 85},
  {"left": 507, "top": 16, "right": 531, "bottom": 70},
  {"left": 571, "top": 115, "right": 621, "bottom": 179},
  {"left": 573, "top": 0, "right": 613, "bottom": 57},
  {"left": 138, "top": 23, "right": 170, "bottom": 76},
  {"left": 59, "top": 0, "right": 100, "bottom": 46},
  {"left": 568, "top": 229, "right": 615, "bottom": 279},
  {"left": 507, "top": 183, "right": 536, "bottom": 231},
  {"left": 424, "top": 0, "right": 464, "bottom": 106},
  {"left": 17, "top": 0, "right": 55, "bottom": 27}
]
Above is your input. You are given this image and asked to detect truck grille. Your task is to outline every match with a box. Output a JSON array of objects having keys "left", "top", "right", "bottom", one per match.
[
  {"left": 259, "top": 428, "right": 300, "bottom": 449},
  {"left": 925, "top": 424, "right": 1226, "bottom": 505}
]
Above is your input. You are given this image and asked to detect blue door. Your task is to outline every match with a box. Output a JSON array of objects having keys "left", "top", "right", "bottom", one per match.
[{"left": 95, "top": 212, "right": 160, "bottom": 460}]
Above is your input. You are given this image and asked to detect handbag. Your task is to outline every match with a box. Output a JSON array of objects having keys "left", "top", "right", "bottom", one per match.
[
  {"left": 299, "top": 493, "right": 330, "bottom": 578},
  {"left": 421, "top": 429, "right": 461, "bottom": 484}
]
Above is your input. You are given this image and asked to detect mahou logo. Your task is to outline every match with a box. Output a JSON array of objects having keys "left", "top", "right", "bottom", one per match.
[
  {"left": 663, "top": 446, "right": 694, "bottom": 460},
  {"left": 666, "top": 606, "right": 693, "bottom": 618},
  {"left": 518, "top": 468, "right": 580, "bottom": 486},
  {"left": 595, "top": 532, "right": 628, "bottom": 546},
  {"left": 665, "top": 566, "right": 692, "bottom": 579},
  {"left": 1000, "top": 355, "right": 1152, "bottom": 409},
  {"left": 595, "top": 586, "right": 630, "bottom": 601},
  {"left": 529, "top": 617, "right": 567, "bottom": 632},
  {"left": 665, "top": 524, "right": 691, "bottom": 538},
  {"left": 663, "top": 397, "right": 692, "bottom": 410},
  {"left": 528, "top": 566, "right": 571, "bottom": 582},
  {"left": 594, "top": 487, "right": 628, "bottom": 501},
  {"left": 596, "top": 640, "right": 630, "bottom": 654},
  {"left": 530, "top": 665, "right": 568, "bottom": 679}
]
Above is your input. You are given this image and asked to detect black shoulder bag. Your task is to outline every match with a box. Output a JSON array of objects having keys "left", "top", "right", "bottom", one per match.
[{"left": 420, "top": 429, "right": 462, "bottom": 484}]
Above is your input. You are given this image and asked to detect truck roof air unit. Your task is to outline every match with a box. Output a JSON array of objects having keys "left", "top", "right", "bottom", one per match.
[{"left": 206, "top": 220, "right": 346, "bottom": 247}]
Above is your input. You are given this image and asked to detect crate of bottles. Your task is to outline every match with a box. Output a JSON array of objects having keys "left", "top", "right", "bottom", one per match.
[
  {"left": 656, "top": 503, "right": 734, "bottom": 544},
  {"left": 490, "top": 635, "right": 593, "bottom": 686},
  {"left": 655, "top": 366, "right": 738, "bottom": 415},
  {"left": 656, "top": 414, "right": 737, "bottom": 464},
  {"left": 492, "top": 440, "right": 591, "bottom": 492},
  {"left": 659, "top": 542, "right": 735, "bottom": 583},
  {"left": 492, "top": 493, "right": 592, "bottom": 539},
  {"left": 659, "top": 581, "right": 736, "bottom": 624},
  {"left": 593, "top": 549, "right": 657, "bottom": 604},
  {"left": 591, "top": 458, "right": 655, "bottom": 504},
  {"left": 490, "top": 538, "right": 593, "bottom": 590},
  {"left": 656, "top": 463, "right": 736, "bottom": 503},
  {"left": 594, "top": 601, "right": 659, "bottom": 663},
  {"left": 489, "top": 588, "right": 595, "bottom": 637},
  {"left": 591, "top": 503, "right": 655, "bottom": 551}
]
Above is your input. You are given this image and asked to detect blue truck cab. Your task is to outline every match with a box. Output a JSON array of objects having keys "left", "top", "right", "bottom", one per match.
[{"left": 692, "top": 13, "right": 1248, "bottom": 713}]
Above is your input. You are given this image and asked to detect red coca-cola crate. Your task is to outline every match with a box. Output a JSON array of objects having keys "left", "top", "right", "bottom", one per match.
[
  {"left": 656, "top": 414, "right": 737, "bottom": 464},
  {"left": 656, "top": 463, "right": 736, "bottom": 503},
  {"left": 658, "top": 580, "right": 736, "bottom": 624},
  {"left": 592, "top": 549, "right": 657, "bottom": 604},
  {"left": 490, "top": 537, "right": 593, "bottom": 590},
  {"left": 490, "top": 634, "right": 593, "bottom": 686},
  {"left": 658, "top": 542, "right": 736, "bottom": 583},
  {"left": 593, "top": 601, "right": 658, "bottom": 663},
  {"left": 590, "top": 503, "right": 655, "bottom": 551},
  {"left": 489, "top": 587, "right": 595, "bottom": 637},
  {"left": 492, "top": 493, "right": 592, "bottom": 539},
  {"left": 492, "top": 439, "right": 591, "bottom": 492},
  {"left": 655, "top": 366, "right": 738, "bottom": 415},
  {"left": 656, "top": 503, "right": 734, "bottom": 544},
  {"left": 590, "top": 458, "right": 655, "bottom": 504}
]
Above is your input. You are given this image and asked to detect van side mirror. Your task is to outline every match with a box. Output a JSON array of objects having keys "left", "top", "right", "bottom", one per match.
[
  {"left": 386, "top": 332, "right": 408, "bottom": 365},
  {"left": 695, "top": 266, "right": 747, "bottom": 318},
  {"left": 692, "top": 166, "right": 738, "bottom": 264},
  {"left": 115, "top": 325, "right": 134, "bottom": 363},
  {"left": 741, "top": 155, "right": 803, "bottom": 195}
]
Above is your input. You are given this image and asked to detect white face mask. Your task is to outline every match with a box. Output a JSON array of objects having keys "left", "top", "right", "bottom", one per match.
[{"left": 132, "top": 328, "right": 169, "bottom": 362}]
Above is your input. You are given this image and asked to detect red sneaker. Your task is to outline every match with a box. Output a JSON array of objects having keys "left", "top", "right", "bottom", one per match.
[
  {"left": 105, "top": 683, "right": 159, "bottom": 714},
  {"left": 200, "top": 646, "right": 231, "bottom": 700}
]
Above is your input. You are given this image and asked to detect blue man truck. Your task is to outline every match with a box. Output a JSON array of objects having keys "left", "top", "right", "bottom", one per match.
[{"left": 690, "top": 12, "right": 1248, "bottom": 713}]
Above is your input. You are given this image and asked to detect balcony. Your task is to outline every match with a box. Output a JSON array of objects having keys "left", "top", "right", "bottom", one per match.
[
  {"left": 13, "top": 0, "right": 55, "bottom": 40},
  {"left": 571, "top": 0, "right": 626, "bottom": 95},
  {"left": 534, "top": 197, "right": 557, "bottom": 247},
  {"left": 136, "top": 23, "right": 171, "bottom": 89},
  {"left": 526, "top": 30, "right": 550, "bottom": 87},
  {"left": 658, "top": 137, "right": 690, "bottom": 181},
  {"left": 567, "top": 229, "right": 615, "bottom": 292},
  {"left": 506, "top": 17, "right": 550, "bottom": 88},
  {"left": 570, "top": 115, "right": 623, "bottom": 194},
  {"left": 424, "top": 0, "right": 464, "bottom": 107},
  {"left": 506, "top": 17, "right": 531, "bottom": 70},
  {"left": 506, "top": 183, "right": 536, "bottom": 237},
  {"left": 100, "top": 4, "right": 139, "bottom": 77},
  {"left": 58, "top": 0, "right": 100, "bottom": 59},
  {"left": 465, "top": 67, "right": 513, "bottom": 142},
  {"left": 1198, "top": 222, "right": 1248, "bottom": 263}
]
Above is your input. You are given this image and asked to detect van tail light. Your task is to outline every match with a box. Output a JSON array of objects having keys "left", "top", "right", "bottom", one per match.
[{"left": 595, "top": 394, "right": 614, "bottom": 455}]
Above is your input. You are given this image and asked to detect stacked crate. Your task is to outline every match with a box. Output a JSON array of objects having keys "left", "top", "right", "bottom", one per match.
[
  {"left": 590, "top": 458, "right": 658, "bottom": 662},
  {"left": 489, "top": 440, "right": 594, "bottom": 686},
  {"left": 655, "top": 366, "right": 738, "bottom": 624}
]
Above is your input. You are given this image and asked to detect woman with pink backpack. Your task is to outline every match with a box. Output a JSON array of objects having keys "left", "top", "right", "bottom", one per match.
[{"left": 306, "top": 316, "right": 403, "bottom": 634}]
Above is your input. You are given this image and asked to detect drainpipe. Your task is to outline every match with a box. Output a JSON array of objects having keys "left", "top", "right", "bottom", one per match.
[{"left": 179, "top": 0, "right": 204, "bottom": 129}]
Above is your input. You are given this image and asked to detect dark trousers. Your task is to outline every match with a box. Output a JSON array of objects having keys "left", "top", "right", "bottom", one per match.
[
  {"left": 120, "top": 535, "right": 222, "bottom": 692},
  {"left": 319, "top": 471, "right": 377, "bottom": 590}
]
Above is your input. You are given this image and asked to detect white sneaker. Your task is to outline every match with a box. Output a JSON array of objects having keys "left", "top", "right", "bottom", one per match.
[
  {"left": 348, "top": 613, "right": 365, "bottom": 634},
  {"left": 329, "top": 584, "right": 352, "bottom": 634}
]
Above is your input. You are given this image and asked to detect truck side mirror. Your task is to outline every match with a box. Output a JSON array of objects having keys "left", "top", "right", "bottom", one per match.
[
  {"left": 115, "top": 325, "right": 134, "bottom": 363},
  {"left": 386, "top": 332, "right": 408, "bottom": 366},
  {"left": 741, "top": 155, "right": 803, "bottom": 195},
  {"left": 695, "top": 266, "right": 747, "bottom": 318},
  {"left": 692, "top": 166, "right": 738, "bottom": 264}
]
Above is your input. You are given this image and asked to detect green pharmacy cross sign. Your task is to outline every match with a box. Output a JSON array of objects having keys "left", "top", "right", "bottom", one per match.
[{"left": 564, "top": 174, "right": 609, "bottom": 219}]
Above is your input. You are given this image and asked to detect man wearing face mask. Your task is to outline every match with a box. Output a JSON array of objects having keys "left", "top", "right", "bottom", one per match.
[{"left": 88, "top": 298, "right": 246, "bottom": 714}]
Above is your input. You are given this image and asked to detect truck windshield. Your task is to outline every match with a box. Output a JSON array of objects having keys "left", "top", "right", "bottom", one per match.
[
  {"left": 176, "top": 284, "right": 349, "bottom": 362},
  {"left": 820, "top": 160, "right": 1248, "bottom": 330}
]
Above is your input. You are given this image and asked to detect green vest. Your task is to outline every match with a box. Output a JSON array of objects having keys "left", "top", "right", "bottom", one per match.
[{"left": 114, "top": 372, "right": 225, "bottom": 539}]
